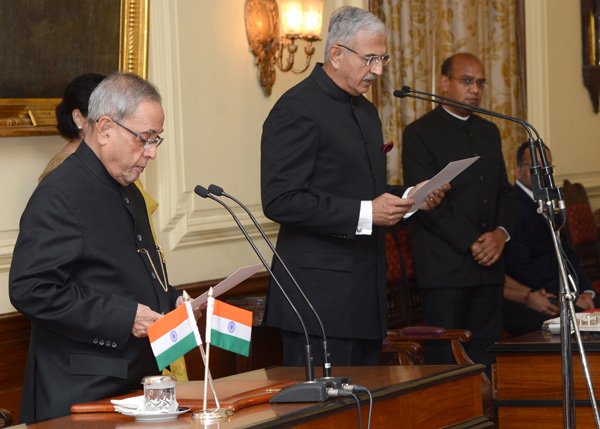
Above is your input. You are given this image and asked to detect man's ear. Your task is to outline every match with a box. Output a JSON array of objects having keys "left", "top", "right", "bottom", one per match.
[
  {"left": 328, "top": 45, "right": 344, "bottom": 69},
  {"left": 96, "top": 117, "right": 112, "bottom": 145},
  {"left": 514, "top": 165, "right": 523, "bottom": 181},
  {"left": 439, "top": 74, "right": 450, "bottom": 94}
]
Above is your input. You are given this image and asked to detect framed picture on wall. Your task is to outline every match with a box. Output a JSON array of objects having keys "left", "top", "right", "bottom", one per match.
[{"left": 0, "top": 0, "right": 149, "bottom": 137}]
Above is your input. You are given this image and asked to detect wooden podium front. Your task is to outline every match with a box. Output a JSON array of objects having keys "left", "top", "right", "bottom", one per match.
[
  {"left": 30, "top": 365, "right": 491, "bottom": 428},
  {"left": 491, "top": 330, "right": 600, "bottom": 428}
]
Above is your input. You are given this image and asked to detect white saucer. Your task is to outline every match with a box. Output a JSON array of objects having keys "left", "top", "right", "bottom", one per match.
[{"left": 120, "top": 406, "right": 190, "bottom": 421}]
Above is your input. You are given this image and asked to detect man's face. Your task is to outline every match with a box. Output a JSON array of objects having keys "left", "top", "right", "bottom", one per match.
[
  {"left": 516, "top": 147, "right": 552, "bottom": 190},
  {"left": 334, "top": 28, "right": 387, "bottom": 96},
  {"left": 439, "top": 55, "right": 485, "bottom": 117},
  {"left": 101, "top": 100, "right": 165, "bottom": 186}
]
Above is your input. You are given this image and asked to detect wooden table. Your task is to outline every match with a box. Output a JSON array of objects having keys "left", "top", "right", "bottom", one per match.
[
  {"left": 25, "top": 365, "right": 491, "bottom": 428},
  {"left": 491, "top": 330, "right": 600, "bottom": 428}
]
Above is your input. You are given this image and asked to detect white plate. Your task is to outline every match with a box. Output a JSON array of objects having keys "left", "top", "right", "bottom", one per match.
[{"left": 119, "top": 406, "right": 190, "bottom": 421}]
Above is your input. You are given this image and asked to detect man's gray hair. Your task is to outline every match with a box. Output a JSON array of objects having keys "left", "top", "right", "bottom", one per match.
[
  {"left": 325, "top": 7, "right": 387, "bottom": 63},
  {"left": 87, "top": 72, "right": 161, "bottom": 123}
]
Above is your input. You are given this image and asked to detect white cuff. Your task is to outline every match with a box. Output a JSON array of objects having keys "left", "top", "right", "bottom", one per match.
[{"left": 357, "top": 201, "right": 372, "bottom": 235}]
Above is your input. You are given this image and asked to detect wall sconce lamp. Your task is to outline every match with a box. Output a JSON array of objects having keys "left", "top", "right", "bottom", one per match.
[{"left": 245, "top": 0, "right": 325, "bottom": 96}]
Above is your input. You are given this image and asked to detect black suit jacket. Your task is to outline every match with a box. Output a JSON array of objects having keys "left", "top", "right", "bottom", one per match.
[
  {"left": 402, "top": 106, "right": 516, "bottom": 288},
  {"left": 504, "top": 183, "right": 592, "bottom": 294},
  {"left": 261, "top": 64, "right": 406, "bottom": 340},
  {"left": 9, "top": 142, "right": 180, "bottom": 423}
]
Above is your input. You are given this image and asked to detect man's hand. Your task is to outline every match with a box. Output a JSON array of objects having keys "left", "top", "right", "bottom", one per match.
[
  {"left": 470, "top": 228, "right": 507, "bottom": 266},
  {"left": 409, "top": 181, "right": 451, "bottom": 211},
  {"left": 176, "top": 295, "right": 204, "bottom": 321},
  {"left": 527, "top": 289, "right": 559, "bottom": 316},
  {"left": 576, "top": 293, "right": 595, "bottom": 310},
  {"left": 131, "top": 303, "right": 162, "bottom": 338},
  {"left": 372, "top": 193, "right": 415, "bottom": 226}
]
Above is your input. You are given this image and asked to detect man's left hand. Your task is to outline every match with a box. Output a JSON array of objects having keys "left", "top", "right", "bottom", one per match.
[
  {"left": 410, "top": 182, "right": 451, "bottom": 211},
  {"left": 471, "top": 228, "right": 507, "bottom": 266}
]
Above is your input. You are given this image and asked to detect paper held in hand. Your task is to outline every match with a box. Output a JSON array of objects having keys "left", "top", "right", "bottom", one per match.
[
  {"left": 407, "top": 156, "right": 480, "bottom": 215},
  {"left": 190, "top": 264, "right": 264, "bottom": 308}
]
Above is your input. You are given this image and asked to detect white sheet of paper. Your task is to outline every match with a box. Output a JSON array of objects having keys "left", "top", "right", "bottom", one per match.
[
  {"left": 406, "top": 156, "right": 480, "bottom": 215},
  {"left": 190, "top": 264, "right": 264, "bottom": 307}
]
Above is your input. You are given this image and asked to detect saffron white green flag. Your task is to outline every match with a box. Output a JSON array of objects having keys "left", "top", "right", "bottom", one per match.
[
  {"left": 148, "top": 302, "right": 201, "bottom": 370},
  {"left": 211, "top": 299, "right": 252, "bottom": 356}
]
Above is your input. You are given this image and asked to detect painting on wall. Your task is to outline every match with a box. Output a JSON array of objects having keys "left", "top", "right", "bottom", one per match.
[{"left": 0, "top": 0, "right": 149, "bottom": 137}]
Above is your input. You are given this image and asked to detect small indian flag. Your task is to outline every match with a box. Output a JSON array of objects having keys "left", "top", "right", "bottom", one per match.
[
  {"left": 211, "top": 300, "right": 252, "bottom": 356},
  {"left": 148, "top": 302, "right": 201, "bottom": 370}
]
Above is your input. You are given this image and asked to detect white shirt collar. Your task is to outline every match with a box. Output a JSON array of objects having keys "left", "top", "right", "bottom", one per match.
[
  {"left": 442, "top": 105, "right": 470, "bottom": 121},
  {"left": 516, "top": 179, "right": 534, "bottom": 200}
]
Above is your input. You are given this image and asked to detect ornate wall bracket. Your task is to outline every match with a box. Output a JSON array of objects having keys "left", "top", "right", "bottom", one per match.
[{"left": 581, "top": 0, "right": 600, "bottom": 113}]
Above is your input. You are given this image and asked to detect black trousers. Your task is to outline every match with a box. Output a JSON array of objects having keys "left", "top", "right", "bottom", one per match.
[
  {"left": 420, "top": 284, "right": 503, "bottom": 378},
  {"left": 281, "top": 330, "right": 382, "bottom": 367}
]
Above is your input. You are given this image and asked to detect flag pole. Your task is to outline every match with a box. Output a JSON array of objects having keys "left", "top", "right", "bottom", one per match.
[
  {"left": 181, "top": 291, "right": 221, "bottom": 411},
  {"left": 192, "top": 287, "right": 232, "bottom": 421},
  {"left": 203, "top": 287, "right": 213, "bottom": 413}
]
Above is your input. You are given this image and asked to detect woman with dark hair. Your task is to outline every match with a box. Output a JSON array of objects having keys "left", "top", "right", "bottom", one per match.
[{"left": 38, "top": 73, "right": 106, "bottom": 182}]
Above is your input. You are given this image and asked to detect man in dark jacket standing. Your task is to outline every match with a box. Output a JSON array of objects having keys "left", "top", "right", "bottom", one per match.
[
  {"left": 261, "top": 6, "right": 447, "bottom": 367},
  {"left": 10, "top": 73, "right": 183, "bottom": 423},
  {"left": 403, "top": 53, "right": 516, "bottom": 374}
]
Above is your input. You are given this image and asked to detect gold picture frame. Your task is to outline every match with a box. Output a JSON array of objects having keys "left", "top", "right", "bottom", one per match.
[{"left": 0, "top": 0, "right": 149, "bottom": 138}]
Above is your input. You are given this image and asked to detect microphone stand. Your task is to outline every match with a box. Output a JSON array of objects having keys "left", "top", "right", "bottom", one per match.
[
  {"left": 396, "top": 86, "right": 600, "bottom": 428},
  {"left": 206, "top": 184, "right": 350, "bottom": 393},
  {"left": 194, "top": 186, "right": 328, "bottom": 402}
]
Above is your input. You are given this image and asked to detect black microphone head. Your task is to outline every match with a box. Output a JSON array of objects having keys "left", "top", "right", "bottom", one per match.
[
  {"left": 208, "top": 184, "right": 224, "bottom": 196},
  {"left": 401, "top": 85, "right": 413, "bottom": 93},
  {"left": 393, "top": 89, "right": 407, "bottom": 98},
  {"left": 194, "top": 185, "right": 209, "bottom": 198}
]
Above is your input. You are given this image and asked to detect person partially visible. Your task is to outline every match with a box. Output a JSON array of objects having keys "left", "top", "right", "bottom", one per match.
[
  {"left": 503, "top": 142, "right": 597, "bottom": 337},
  {"left": 261, "top": 6, "right": 448, "bottom": 368},
  {"left": 402, "top": 53, "right": 517, "bottom": 375},
  {"left": 39, "top": 73, "right": 105, "bottom": 182},
  {"left": 39, "top": 73, "right": 159, "bottom": 234},
  {"left": 10, "top": 73, "right": 188, "bottom": 423}
]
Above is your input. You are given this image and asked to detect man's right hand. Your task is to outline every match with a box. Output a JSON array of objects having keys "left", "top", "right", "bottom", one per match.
[
  {"left": 131, "top": 303, "right": 162, "bottom": 338},
  {"left": 372, "top": 193, "right": 415, "bottom": 227},
  {"left": 527, "top": 289, "right": 559, "bottom": 316}
]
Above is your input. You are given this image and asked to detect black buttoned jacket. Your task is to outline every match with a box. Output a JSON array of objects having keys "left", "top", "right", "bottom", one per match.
[
  {"left": 261, "top": 64, "right": 406, "bottom": 340},
  {"left": 402, "top": 106, "right": 517, "bottom": 288},
  {"left": 9, "top": 141, "right": 180, "bottom": 423}
]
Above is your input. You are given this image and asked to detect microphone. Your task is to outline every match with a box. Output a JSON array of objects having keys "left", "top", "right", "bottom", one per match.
[
  {"left": 205, "top": 184, "right": 350, "bottom": 392},
  {"left": 396, "top": 85, "right": 564, "bottom": 224},
  {"left": 194, "top": 185, "right": 328, "bottom": 402}
]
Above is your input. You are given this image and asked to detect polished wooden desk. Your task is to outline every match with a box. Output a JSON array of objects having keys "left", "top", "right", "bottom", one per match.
[
  {"left": 26, "top": 366, "right": 491, "bottom": 428},
  {"left": 491, "top": 330, "right": 600, "bottom": 428}
]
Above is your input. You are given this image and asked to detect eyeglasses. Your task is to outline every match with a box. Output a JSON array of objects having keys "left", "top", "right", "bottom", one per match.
[
  {"left": 111, "top": 118, "right": 164, "bottom": 150},
  {"left": 337, "top": 44, "right": 391, "bottom": 67},
  {"left": 446, "top": 75, "right": 489, "bottom": 89}
]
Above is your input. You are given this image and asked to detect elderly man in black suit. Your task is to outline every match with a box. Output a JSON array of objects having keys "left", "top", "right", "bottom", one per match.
[
  {"left": 261, "top": 6, "right": 448, "bottom": 367},
  {"left": 10, "top": 73, "right": 187, "bottom": 423}
]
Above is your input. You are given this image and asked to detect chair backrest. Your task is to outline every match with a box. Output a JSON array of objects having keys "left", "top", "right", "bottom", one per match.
[
  {"left": 562, "top": 180, "right": 600, "bottom": 286},
  {"left": 385, "top": 224, "right": 422, "bottom": 329},
  {"left": 563, "top": 180, "right": 599, "bottom": 245}
]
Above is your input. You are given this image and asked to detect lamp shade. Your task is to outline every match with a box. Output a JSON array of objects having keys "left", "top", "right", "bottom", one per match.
[
  {"left": 302, "top": 0, "right": 324, "bottom": 38},
  {"left": 279, "top": 0, "right": 304, "bottom": 36}
]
